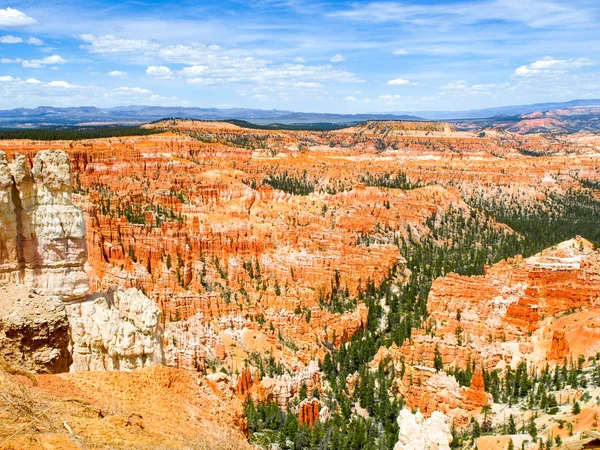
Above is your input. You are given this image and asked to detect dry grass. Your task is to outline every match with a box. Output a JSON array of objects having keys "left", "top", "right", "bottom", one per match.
[
  {"left": 0, "top": 358, "right": 36, "bottom": 385},
  {"left": 0, "top": 364, "right": 58, "bottom": 447}
]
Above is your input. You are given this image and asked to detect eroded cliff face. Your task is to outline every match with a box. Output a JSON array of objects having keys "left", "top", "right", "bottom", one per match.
[
  {"left": 0, "top": 150, "right": 88, "bottom": 300},
  {"left": 0, "top": 150, "right": 164, "bottom": 373},
  {"left": 67, "top": 288, "right": 163, "bottom": 372},
  {"left": 374, "top": 237, "right": 600, "bottom": 425}
]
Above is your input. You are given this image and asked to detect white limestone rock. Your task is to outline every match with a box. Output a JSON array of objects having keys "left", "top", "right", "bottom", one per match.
[
  {"left": 394, "top": 409, "right": 453, "bottom": 450},
  {"left": 0, "top": 150, "right": 89, "bottom": 300},
  {"left": 67, "top": 287, "right": 164, "bottom": 372}
]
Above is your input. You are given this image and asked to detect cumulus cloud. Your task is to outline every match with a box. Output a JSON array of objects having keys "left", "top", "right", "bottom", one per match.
[
  {"left": 146, "top": 65, "right": 173, "bottom": 79},
  {"left": 0, "top": 7, "right": 36, "bottom": 28},
  {"left": 146, "top": 59, "right": 359, "bottom": 87},
  {"left": 393, "top": 49, "right": 409, "bottom": 55},
  {"left": 0, "top": 35, "right": 22, "bottom": 44},
  {"left": 82, "top": 36, "right": 362, "bottom": 90},
  {"left": 108, "top": 70, "right": 128, "bottom": 78},
  {"left": 2, "top": 54, "right": 66, "bottom": 68},
  {"left": 118, "top": 86, "right": 152, "bottom": 94},
  {"left": 512, "top": 56, "right": 596, "bottom": 77},
  {"left": 0, "top": 35, "right": 44, "bottom": 45},
  {"left": 387, "top": 78, "right": 411, "bottom": 86},
  {"left": 294, "top": 82, "right": 322, "bottom": 88},
  {"left": 439, "top": 79, "right": 510, "bottom": 94},
  {"left": 48, "top": 80, "right": 79, "bottom": 89},
  {"left": 330, "top": 54, "right": 345, "bottom": 62},
  {"left": 180, "top": 65, "right": 207, "bottom": 77},
  {"left": 0, "top": 75, "right": 180, "bottom": 108},
  {"left": 80, "top": 34, "right": 159, "bottom": 53}
]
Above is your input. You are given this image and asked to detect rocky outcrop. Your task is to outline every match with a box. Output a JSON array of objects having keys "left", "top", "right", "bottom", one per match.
[
  {"left": 298, "top": 399, "right": 320, "bottom": 427},
  {"left": 236, "top": 367, "right": 254, "bottom": 397},
  {"left": 164, "top": 312, "right": 226, "bottom": 371},
  {"left": 394, "top": 409, "right": 452, "bottom": 450},
  {"left": 547, "top": 329, "right": 571, "bottom": 361},
  {"left": 67, "top": 287, "right": 164, "bottom": 372},
  {"left": 0, "top": 150, "right": 165, "bottom": 373},
  {"left": 0, "top": 150, "right": 88, "bottom": 300},
  {"left": 423, "top": 237, "right": 600, "bottom": 370},
  {"left": 0, "top": 285, "right": 71, "bottom": 373},
  {"left": 464, "top": 369, "right": 489, "bottom": 409}
]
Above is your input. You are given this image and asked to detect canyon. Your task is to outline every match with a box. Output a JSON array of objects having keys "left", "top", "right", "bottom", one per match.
[{"left": 0, "top": 119, "right": 600, "bottom": 449}]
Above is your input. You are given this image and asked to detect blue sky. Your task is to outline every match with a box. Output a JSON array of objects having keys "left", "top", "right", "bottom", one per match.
[{"left": 0, "top": 0, "right": 599, "bottom": 112}]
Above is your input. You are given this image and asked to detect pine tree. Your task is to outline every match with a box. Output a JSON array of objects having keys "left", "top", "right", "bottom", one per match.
[
  {"left": 508, "top": 414, "right": 517, "bottom": 434},
  {"left": 434, "top": 345, "right": 444, "bottom": 372}
]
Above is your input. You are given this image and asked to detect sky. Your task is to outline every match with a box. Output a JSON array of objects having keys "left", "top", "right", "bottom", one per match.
[{"left": 0, "top": 0, "right": 599, "bottom": 113}]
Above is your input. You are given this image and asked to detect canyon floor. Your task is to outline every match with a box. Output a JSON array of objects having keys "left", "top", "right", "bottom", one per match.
[{"left": 1, "top": 120, "right": 600, "bottom": 449}]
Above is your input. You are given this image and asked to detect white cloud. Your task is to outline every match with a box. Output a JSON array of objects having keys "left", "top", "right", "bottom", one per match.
[
  {"left": 294, "top": 82, "right": 322, "bottom": 88},
  {"left": 330, "top": 54, "right": 345, "bottom": 62},
  {"left": 108, "top": 70, "right": 128, "bottom": 78},
  {"left": 186, "top": 77, "right": 220, "bottom": 85},
  {"left": 439, "top": 79, "right": 510, "bottom": 95},
  {"left": 0, "top": 76, "right": 179, "bottom": 108},
  {"left": 0, "top": 35, "right": 44, "bottom": 45},
  {"left": 48, "top": 80, "right": 78, "bottom": 88},
  {"left": 387, "top": 78, "right": 411, "bottom": 86},
  {"left": 2, "top": 54, "right": 66, "bottom": 68},
  {"left": 512, "top": 56, "right": 596, "bottom": 77},
  {"left": 0, "top": 8, "right": 36, "bottom": 28},
  {"left": 295, "top": 57, "right": 306, "bottom": 63},
  {"left": 23, "top": 54, "right": 66, "bottom": 68},
  {"left": 41, "top": 55, "right": 66, "bottom": 64},
  {"left": 119, "top": 86, "right": 151, "bottom": 94},
  {"left": 146, "top": 65, "right": 173, "bottom": 79},
  {"left": 393, "top": 49, "right": 409, "bottom": 55},
  {"left": 180, "top": 65, "right": 207, "bottom": 77},
  {"left": 80, "top": 34, "right": 159, "bottom": 53},
  {"left": 0, "top": 35, "right": 22, "bottom": 44},
  {"left": 345, "top": 96, "right": 357, "bottom": 102},
  {"left": 81, "top": 35, "right": 362, "bottom": 91},
  {"left": 331, "top": 0, "right": 590, "bottom": 28},
  {"left": 154, "top": 59, "right": 360, "bottom": 87}
]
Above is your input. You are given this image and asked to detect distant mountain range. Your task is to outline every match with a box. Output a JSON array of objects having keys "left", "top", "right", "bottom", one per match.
[
  {"left": 390, "top": 99, "right": 600, "bottom": 120},
  {"left": 0, "top": 106, "right": 420, "bottom": 127},
  {"left": 1, "top": 99, "right": 599, "bottom": 128}
]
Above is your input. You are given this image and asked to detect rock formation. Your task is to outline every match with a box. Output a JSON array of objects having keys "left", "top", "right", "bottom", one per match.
[
  {"left": 0, "top": 150, "right": 164, "bottom": 373},
  {"left": 394, "top": 408, "right": 452, "bottom": 450},
  {"left": 0, "top": 285, "right": 71, "bottom": 373},
  {"left": 464, "top": 369, "right": 489, "bottom": 409},
  {"left": 0, "top": 150, "right": 88, "bottom": 300},
  {"left": 67, "top": 287, "right": 163, "bottom": 371},
  {"left": 236, "top": 367, "right": 254, "bottom": 397},
  {"left": 164, "top": 312, "right": 226, "bottom": 371},
  {"left": 298, "top": 399, "right": 320, "bottom": 427},
  {"left": 547, "top": 329, "right": 571, "bottom": 361}
]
